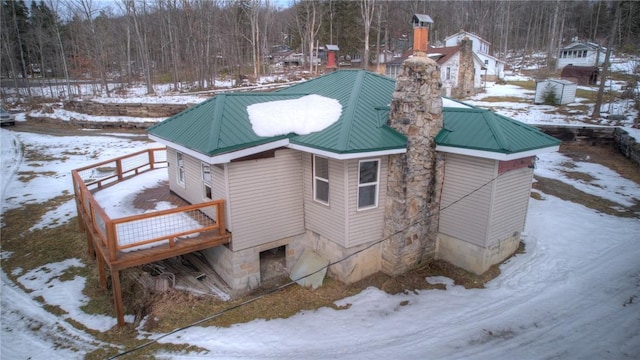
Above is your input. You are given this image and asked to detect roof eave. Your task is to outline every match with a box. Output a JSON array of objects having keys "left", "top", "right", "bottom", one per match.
[
  {"left": 435, "top": 144, "right": 560, "bottom": 161},
  {"left": 150, "top": 133, "right": 407, "bottom": 163},
  {"left": 289, "top": 143, "right": 406, "bottom": 160}
]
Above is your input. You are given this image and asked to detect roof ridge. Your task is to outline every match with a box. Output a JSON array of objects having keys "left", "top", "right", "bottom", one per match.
[
  {"left": 336, "top": 70, "right": 367, "bottom": 151},
  {"left": 210, "top": 94, "right": 226, "bottom": 151},
  {"left": 481, "top": 110, "right": 511, "bottom": 152}
]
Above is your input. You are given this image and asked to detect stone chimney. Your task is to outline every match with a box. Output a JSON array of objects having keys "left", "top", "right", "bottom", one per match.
[
  {"left": 382, "top": 16, "right": 444, "bottom": 275},
  {"left": 455, "top": 36, "right": 475, "bottom": 98}
]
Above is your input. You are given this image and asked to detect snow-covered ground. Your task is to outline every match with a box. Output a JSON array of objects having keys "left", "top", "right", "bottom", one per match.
[{"left": 1, "top": 78, "right": 639, "bottom": 359}]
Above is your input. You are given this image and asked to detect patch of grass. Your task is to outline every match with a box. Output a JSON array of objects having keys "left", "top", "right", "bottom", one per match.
[
  {"left": 24, "top": 148, "right": 69, "bottom": 162},
  {"left": 533, "top": 175, "right": 638, "bottom": 218},
  {"left": 43, "top": 304, "right": 69, "bottom": 316},
  {"left": 507, "top": 80, "right": 536, "bottom": 91},
  {"left": 62, "top": 150, "right": 89, "bottom": 156},
  {"left": 561, "top": 143, "right": 640, "bottom": 184},
  {"left": 17, "top": 171, "right": 57, "bottom": 182},
  {"left": 478, "top": 96, "right": 528, "bottom": 103},
  {"left": 0, "top": 195, "right": 83, "bottom": 283},
  {"left": 576, "top": 88, "right": 598, "bottom": 102},
  {"left": 562, "top": 170, "right": 599, "bottom": 184},
  {"left": 530, "top": 192, "right": 545, "bottom": 200}
]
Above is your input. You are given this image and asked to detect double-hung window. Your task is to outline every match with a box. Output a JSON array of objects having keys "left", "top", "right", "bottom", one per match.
[
  {"left": 358, "top": 159, "right": 379, "bottom": 210},
  {"left": 313, "top": 155, "right": 329, "bottom": 204},
  {"left": 176, "top": 152, "right": 185, "bottom": 186},
  {"left": 202, "top": 163, "right": 212, "bottom": 199}
]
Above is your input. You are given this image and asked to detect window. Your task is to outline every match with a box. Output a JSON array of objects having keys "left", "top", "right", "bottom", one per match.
[
  {"left": 176, "top": 152, "right": 185, "bottom": 186},
  {"left": 484, "top": 59, "right": 489, "bottom": 65},
  {"left": 202, "top": 163, "right": 212, "bottom": 199},
  {"left": 358, "top": 159, "right": 379, "bottom": 210},
  {"left": 313, "top": 155, "right": 329, "bottom": 204},
  {"left": 445, "top": 67, "right": 451, "bottom": 80}
]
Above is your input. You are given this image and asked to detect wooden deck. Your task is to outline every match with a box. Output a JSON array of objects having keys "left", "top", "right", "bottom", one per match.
[{"left": 72, "top": 148, "right": 231, "bottom": 327}]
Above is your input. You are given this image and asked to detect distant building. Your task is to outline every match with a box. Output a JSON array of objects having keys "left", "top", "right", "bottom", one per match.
[
  {"left": 443, "top": 30, "right": 505, "bottom": 81},
  {"left": 556, "top": 41, "right": 607, "bottom": 70},
  {"left": 385, "top": 42, "right": 483, "bottom": 98}
]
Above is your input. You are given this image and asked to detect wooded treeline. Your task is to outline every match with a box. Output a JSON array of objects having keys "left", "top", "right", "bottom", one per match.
[{"left": 2, "top": 0, "right": 638, "bottom": 99}]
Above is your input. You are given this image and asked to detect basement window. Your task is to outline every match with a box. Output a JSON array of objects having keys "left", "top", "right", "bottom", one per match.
[
  {"left": 260, "top": 246, "right": 287, "bottom": 284},
  {"left": 313, "top": 155, "right": 329, "bottom": 205},
  {"left": 357, "top": 159, "right": 379, "bottom": 210}
]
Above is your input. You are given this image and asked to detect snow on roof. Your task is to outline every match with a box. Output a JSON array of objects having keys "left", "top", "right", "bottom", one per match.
[
  {"left": 247, "top": 94, "right": 342, "bottom": 137},
  {"left": 442, "top": 97, "right": 472, "bottom": 108}
]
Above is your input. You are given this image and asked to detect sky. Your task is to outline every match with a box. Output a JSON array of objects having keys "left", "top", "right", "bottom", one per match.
[{"left": 1, "top": 75, "right": 639, "bottom": 359}]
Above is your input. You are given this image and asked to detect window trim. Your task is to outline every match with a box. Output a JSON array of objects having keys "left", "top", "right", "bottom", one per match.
[
  {"left": 357, "top": 159, "right": 380, "bottom": 211},
  {"left": 313, "top": 155, "right": 329, "bottom": 205},
  {"left": 202, "top": 163, "right": 212, "bottom": 200},
  {"left": 176, "top": 152, "right": 185, "bottom": 187}
]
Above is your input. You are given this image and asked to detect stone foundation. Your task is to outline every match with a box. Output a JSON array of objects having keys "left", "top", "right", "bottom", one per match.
[
  {"left": 202, "top": 234, "right": 305, "bottom": 296},
  {"left": 436, "top": 233, "right": 521, "bottom": 275},
  {"left": 289, "top": 231, "right": 382, "bottom": 284}
]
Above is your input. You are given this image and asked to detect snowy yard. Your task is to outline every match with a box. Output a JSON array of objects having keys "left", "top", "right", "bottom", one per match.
[{"left": 1, "top": 78, "right": 639, "bottom": 359}]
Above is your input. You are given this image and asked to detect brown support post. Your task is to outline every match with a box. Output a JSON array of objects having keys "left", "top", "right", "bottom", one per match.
[
  {"left": 116, "top": 159, "right": 123, "bottom": 181},
  {"left": 107, "top": 221, "right": 117, "bottom": 262},
  {"left": 111, "top": 269, "right": 126, "bottom": 327},
  {"left": 96, "top": 254, "right": 107, "bottom": 289},
  {"left": 217, "top": 202, "right": 226, "bottom": 235},
  {"left": 149, "top": 149, "right": 155, "bottom": 170},
  {"left": 85, "top": 227, "right": 96, "bottom": 259}
]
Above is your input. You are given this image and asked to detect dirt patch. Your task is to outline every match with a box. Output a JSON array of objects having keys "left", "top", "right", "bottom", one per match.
[
  {"left": 533, "top": 143, "right": 640, "bottom": 218},
  {"left": 560, "top": 143, "right": 640, "bottom": 184},
  {"left": 8, "top": 119, "right": 150, "bottom": 141}
]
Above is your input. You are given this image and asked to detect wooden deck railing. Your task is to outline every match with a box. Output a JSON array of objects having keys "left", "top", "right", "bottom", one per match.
[
  {"left": 73, "top": 147, "right": 167, "bottom": 191},
  {"left": 71, "top": 148, "right": 227, "bottom": 262},
  {"left": 72, "top": 148, "right": 230, "bottom": 327}
]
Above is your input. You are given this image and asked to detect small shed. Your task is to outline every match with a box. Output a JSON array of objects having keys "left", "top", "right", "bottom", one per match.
[{"left": 534, "top": 79, "right": 577, "bottom": 105}]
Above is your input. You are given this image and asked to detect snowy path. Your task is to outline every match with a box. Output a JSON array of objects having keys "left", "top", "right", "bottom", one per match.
[
  {"left": 0, "top": 129, "right": 22, "bottom": 209},
  {"left": 0, "top": 272, "right": 106, "bottom": 359},
  {"left": 154, "top": 194, "right": 640, "bottom": 359}
]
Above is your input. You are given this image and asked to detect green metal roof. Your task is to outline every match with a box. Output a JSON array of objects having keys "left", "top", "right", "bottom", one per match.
[
  {"left": 148, "top": 69, "right": 407, "bottom": 156},
  {"left": 148, "top": 93, "right": 305, "bottom": 156},
  {"left": 148, "top": 69, "right": 559, "bottom": 159},
  {"left": 277, "top": 69, "right": 406, "bottom": 153},
  {"left": 435, "top": 107, "right": 561, "bottom": 154}
]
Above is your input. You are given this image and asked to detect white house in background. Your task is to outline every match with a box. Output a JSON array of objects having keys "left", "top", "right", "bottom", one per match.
[
  {"left": 556, "top": 41, "right": 607, "bottom": 70},
  {"left": 385, "top": 43, "right": 483, "bottom": 98},
  {"left": 443, "top": 30, "right": 506, "bottom": 81}
]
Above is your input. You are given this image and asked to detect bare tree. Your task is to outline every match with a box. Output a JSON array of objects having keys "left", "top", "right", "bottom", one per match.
[
  {"left": 294, "top": 0, "right": 322, "bottom": 74},
  {"left": 359, "top": 0, "right": 375, "bottom": 69},
  {"left": 592, "top": 2, "right": 621, "bottom": 119}
]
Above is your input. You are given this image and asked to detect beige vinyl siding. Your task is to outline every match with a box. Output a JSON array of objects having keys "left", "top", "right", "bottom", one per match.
[
  {"left": 439, "top": 154, "right": 496, "bottom": 247},
  {"left": 227, "top": 149, "right": 304, "bottom": 251},
  {"left": 166, "top": 147, "right": 202, "bottom": 205},
  {"left": 488, "top": 167, "right": 533, "bottom": 244},
  {"left": 347, "top": 157, "right": 387, "bottom": 247},
  {"left": 303, "top": 154, "right": 347, "bottom": 247}
]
